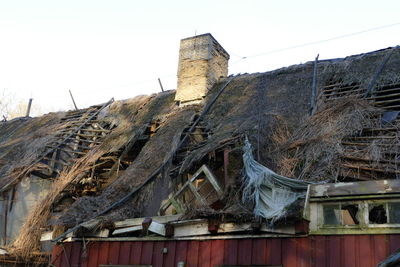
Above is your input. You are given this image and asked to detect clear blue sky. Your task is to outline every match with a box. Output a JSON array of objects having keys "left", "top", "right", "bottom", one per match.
[{"left": 1, "top": 0, "right": 399, "bottom": 115}]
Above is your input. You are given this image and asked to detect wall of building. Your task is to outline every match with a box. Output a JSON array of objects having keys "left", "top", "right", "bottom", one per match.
[
  {"left": 52, "top": 234, "right": 400, "bottom": 267},
  {"left": 0, "top": 176, "right": 51, "bottom": 245}
]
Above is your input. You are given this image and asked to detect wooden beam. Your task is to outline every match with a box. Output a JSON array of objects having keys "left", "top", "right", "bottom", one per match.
[
  {"left": 341, "top": 163, "right": 400, "bottom": 174},
  {"left": 69, "top": 90, "right": 78, "bottom": 110},
  {"left": 310, "top": 54, "right": 319, "bottom": 115},
  {"left": 372, "top": 86, "right": 400, "bottom": 95},
  {"left": 158, "top": 78, "right": 164, "bottom": 92},
  {"left": 322, "top": 84, "right": 361, "bottom": 92},
  {"left": 341, "top": 155, "right": 400, "bottom": 165},
  {"left": 365, "top": 46, "right": 399, "bottom": 97},
  {"left": 324, "top": 94, "right": 363, "bottom": 101},
  {"left": 368, "top": 91, "right": 400, "bottom": 100},
  {"left": 309, "top": 179, "right": 400, "bottom": 198},
  {"left": 374, "top": 97, "right": 400, "bottom": 105}
]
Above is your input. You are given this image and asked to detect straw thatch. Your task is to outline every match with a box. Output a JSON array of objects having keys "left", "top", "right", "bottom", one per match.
[
  {"left": 272, "top": 98, "right": 381, "bottom": 182},
  {"left": 0, "top": 113, "right": 63, "bottom": 190},
  {"left": 1, "top": 46, "right": 400, "bottom": 259}
]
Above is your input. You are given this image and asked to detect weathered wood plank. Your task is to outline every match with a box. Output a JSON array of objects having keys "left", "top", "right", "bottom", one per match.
[
  {"left": 112, "top": 225, "right": 142, "bottom": 235},
  {"left": 114, "top": 214, "right": 182, "bottom": 228},
  {"left": 310, "top": 179, "right": 400, "bottom": 197}
]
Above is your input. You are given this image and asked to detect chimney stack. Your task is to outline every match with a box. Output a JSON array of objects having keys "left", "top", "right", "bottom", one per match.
[{"left": 175, "top": 33, "right": 230, "bottom": 105}]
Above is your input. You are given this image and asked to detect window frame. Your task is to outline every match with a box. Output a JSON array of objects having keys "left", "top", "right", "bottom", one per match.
[
  {"left": 318, "top": 201, "right": 365, "bottom": 229},
  {"left": 366, "top": 200, "right": 400, "bottom": 228}
]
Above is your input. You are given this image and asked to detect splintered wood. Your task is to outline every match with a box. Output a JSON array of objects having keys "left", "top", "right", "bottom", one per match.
[
  {"left": 160, "top": 165, "right": 223, "bottom": 215},
  {"left": 315, "top": 80, "right": 400, "bottom": 181},
  {"left": 32, "top": 100, "right": 114, "bottom": 179}
]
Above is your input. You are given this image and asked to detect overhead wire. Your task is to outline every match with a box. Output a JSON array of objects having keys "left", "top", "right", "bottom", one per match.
[{"left": 231, "top": 22, "right": 400, "bottom": 65}]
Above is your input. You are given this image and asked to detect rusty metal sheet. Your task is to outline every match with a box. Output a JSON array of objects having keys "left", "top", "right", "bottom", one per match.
[{"left": 52, "top": 235, "right": 400, "bottom": 267}]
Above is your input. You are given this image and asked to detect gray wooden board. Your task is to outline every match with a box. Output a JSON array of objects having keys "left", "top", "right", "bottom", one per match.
[{"left": 310, "top": 179, "right": 400, "bottom": 198}]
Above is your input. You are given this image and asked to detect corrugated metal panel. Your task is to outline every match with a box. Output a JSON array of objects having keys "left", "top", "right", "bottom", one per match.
[{"left": 51, "top": 235, "right": 400, "bottom": 267}]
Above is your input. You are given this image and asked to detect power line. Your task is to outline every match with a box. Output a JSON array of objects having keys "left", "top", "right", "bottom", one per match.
[{"left": 233, "top": 22, "right": 400, "bottom": 63}]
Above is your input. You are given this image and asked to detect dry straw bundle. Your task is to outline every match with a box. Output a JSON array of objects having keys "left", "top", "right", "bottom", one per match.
[{"left": 273, "top": 98, "right": 381, "bottom": 182}]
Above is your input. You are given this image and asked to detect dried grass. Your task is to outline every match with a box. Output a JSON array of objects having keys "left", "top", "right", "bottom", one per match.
[
  {"left": 4, "top": 95, "right": 160, "bottom": 258},
  {"left": 0, "top": 114, "right": 62, "bottom": 189},
  {"left": 3, "top": 46, "right": 400, "bottom": 259},
  {"left": 8, "top": 154, "right": 101, "bottom": 258},
  {"left": 272, "top": 98, "right": 381, "bottom": 182}
]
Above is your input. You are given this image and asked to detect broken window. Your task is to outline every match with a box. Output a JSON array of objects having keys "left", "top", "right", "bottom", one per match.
[
  {"left": 367, "top": 202, "right": 400, "bottom": 224},
  {"left": 388, "top": 202, "right": 400, "bottom": 224},
  {"left": 323, "top": 203, "right": 359, "bottom": 226},
  {"left": 369, "top": 204, "right": 388, "bottom": 224}
]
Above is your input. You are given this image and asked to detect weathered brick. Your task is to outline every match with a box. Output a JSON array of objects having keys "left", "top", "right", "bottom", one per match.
[{"left": 175, "top": 33, "right": 229, "bottom": 105}]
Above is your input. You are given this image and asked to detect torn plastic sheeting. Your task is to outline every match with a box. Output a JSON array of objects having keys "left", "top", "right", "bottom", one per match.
[
  {"left": 382, "top": 111, "right": 400, "bottom": 124},
  {"left": 242, "top": 137, "right": 311, "bottom": 220}
]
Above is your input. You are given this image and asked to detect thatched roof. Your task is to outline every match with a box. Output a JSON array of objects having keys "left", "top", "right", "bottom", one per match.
[
  {"left": 0, "top": 113, "right": 63, "bottom": 189},
  {"left": 2, "top": 45, "right": 400, "bottom": 257}
]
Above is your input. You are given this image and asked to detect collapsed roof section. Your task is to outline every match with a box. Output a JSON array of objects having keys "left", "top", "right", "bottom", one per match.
[{"left": 0, "top": 45, "right": 400, "bottom": 260}]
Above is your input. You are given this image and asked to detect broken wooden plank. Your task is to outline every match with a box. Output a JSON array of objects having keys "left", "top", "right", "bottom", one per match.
[
  {"left": 171, "top": 219, "right": 210, "bottom": 237},
  {"left": 200, "top": 165, "right": 224, "bottom": 196},
  {"left": 40, "top": 231, "right": 53, "bottom": 242},
  {"left": 113, "top": 225, "right": 143, "bottom": 235},
  {"left": 113, "top": 221, "right": 172, "bottom": 237},
  {"left": 114, "top": 214, "right": 182, "bottom": 228},
  {"left": 218, "top": 222, "right": 252, "bottom": 233},
  {"left": 171, "top": 220, "right": 296, "bottom": 237},
  {"left": 159, "top": 164, "right": 223, "bottom": 215},
  {"left": 148, "top": 221, "right": 169, "bottom": 236}
]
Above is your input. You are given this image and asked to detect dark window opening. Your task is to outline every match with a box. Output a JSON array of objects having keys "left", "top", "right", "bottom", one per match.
[{"left": 369, "top": 204, "right": 388, "bottom": 224}]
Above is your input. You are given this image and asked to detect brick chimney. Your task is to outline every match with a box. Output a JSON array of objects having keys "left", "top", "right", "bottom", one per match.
[{"left": 175, "top": 33, "right": 230, "bottom": 105}]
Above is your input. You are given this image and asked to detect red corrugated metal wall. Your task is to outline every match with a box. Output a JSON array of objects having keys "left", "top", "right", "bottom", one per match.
[{"left": 51, "top": 235, "right": 400, "bottom": 267}]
